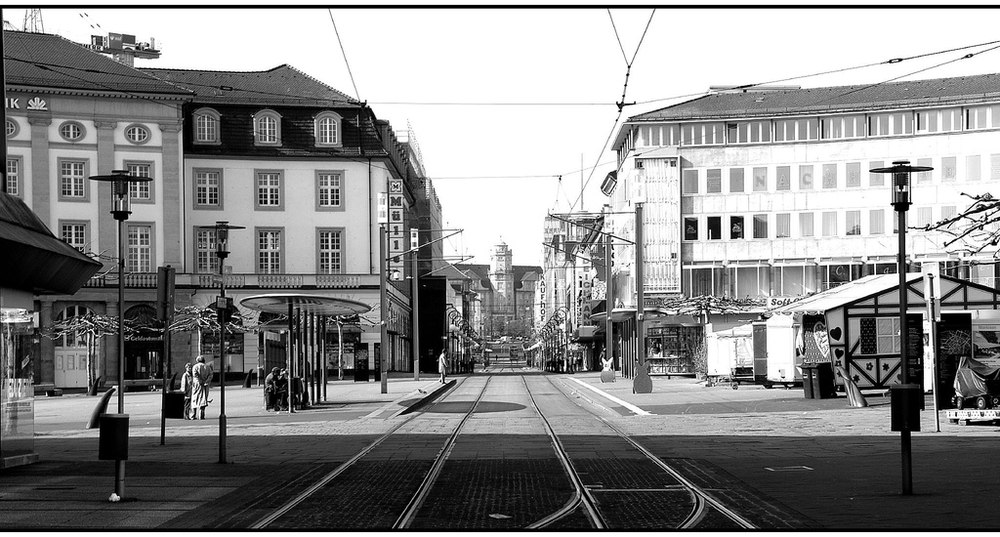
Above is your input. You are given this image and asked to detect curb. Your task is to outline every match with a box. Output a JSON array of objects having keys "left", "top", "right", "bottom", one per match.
[{"left": 399, "top": 379, "right": 457, "bottom": 415}]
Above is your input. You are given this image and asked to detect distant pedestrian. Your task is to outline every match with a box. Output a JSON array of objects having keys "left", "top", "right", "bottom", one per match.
[
  {"left": 190, "top": 355, "right": 213, "bottom": 419},
  {"left": 179, "top": 363, "right": 193, "bottom": 419},
  {"left": 438, "top": 350, "right": 448, "bottom": 383}
]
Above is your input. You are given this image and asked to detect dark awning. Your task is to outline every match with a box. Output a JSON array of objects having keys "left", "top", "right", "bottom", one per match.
[{"left": 0, "top": 193, "right": 102, "bottom": 295}]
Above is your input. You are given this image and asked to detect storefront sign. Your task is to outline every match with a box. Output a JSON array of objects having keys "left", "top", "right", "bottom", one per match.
[
  {"left": 767, "top": 296, "right": 803, "bottom": 309},
  {"left": 387, "top": 179, "right": 405, "bottom": 280}
]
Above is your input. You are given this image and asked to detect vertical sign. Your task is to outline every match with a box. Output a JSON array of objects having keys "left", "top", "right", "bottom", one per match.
[{"left": 387, "top": 180, "right": 405, "bottom": 280}]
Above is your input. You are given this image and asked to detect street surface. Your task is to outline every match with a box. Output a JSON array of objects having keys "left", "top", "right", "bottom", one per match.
[{"left": 3, "top": 363, "right": 999, "bottom": 530}]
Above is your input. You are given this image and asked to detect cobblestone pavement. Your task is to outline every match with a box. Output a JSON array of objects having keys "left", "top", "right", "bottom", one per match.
[{"left": 3, "top": 371, "right": 997, "bottom": 530}]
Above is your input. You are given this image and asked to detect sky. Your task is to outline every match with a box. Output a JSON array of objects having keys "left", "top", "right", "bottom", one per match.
[{"left": 20, "top": 4, "right": 1000, "bottom": 267}]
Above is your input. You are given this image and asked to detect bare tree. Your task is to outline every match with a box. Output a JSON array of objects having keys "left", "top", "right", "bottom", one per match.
[
  {"left": 45, "top": 312, "right": 136, "bottom": 393},
  {"left": 920, "top": 192, "right": 1000, "bottom": 257}
]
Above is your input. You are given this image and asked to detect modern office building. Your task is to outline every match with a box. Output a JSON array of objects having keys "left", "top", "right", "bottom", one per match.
[{"left": 607, "top": 73, "right": 1000, "bottom": 378}]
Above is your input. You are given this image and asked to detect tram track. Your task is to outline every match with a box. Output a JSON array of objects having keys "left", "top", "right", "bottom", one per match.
[
  {"left": 530, "top": 374, "right": 756, "bottom": 530},
  {"left": 250, "top": 375, "right": 493, "bottom": 530}
]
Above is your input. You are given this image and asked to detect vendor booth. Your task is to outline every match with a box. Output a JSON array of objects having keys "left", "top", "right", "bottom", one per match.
[{"left": 771, "top": 272, "right": 1000, "bottom": 406}]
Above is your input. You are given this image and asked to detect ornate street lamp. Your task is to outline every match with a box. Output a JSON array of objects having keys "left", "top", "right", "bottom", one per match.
[
  {"left": 89, "top": 169, "right": 152, "bottom": 499},
  {"left": 870, "top": 160, "right": 932, "bottom": 496},
  {"left": 197, "top": 221, "right": 244, "bottom": 464}
]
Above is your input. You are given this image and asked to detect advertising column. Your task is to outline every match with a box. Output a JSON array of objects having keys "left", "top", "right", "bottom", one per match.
[{"left": 1, "top": 289, "right": 37, "bottom": 467}]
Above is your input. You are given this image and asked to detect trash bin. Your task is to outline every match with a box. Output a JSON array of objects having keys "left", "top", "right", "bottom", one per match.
[
  {"left": 98, "top": 414, "right": 129, "bottom": 460},
  {"left": 801, "top": 364, "right": 816, "bottom": 399},
  {"left": 814, "top": 362, "right": 836, "bottom": 399},
  {"left": 891, "top": 383, "right": 922, "bottom": 432},
  {"left": 163, "top": 392, "right": 186, "bottom": 419}
]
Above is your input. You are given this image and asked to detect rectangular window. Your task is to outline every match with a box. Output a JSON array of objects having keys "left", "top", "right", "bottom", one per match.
[
  {"left": 195, "top": 170, "right": 222, "bottom": 207},
  {"left": 870, "top": 209, "right": 885, "bottom": 235},
  {"left": 966, "top": 106, "right": 990, "bottom": 130},
  {"left": 869, "top": 160, "right": 884, "bottom": 186},
  {"left": 916, "top": 207, "right": 933, "bottom": 228},
  {"left": 60, "top": 222, "right": 88, "bottom": 252},
  {"left": 682, "top": 169, "right": 699, "bottom": 194},
  {"left": 916, "top": 110, "right": 938, "bottom": 133},
  {"left": 799, "top": 212, "right": 814, "bottom": 237},
  {"left": 317, "top": 172, "right": 343, "bottom": 209},
  {"left": 753, "top": 214, "right": 768, "bottom": 239},
  {"left": 256, "top": 171, "right": 283, "bottom": 209},
  {"left": 195, "top": 229, "right": 219, "bottom": 273},
  {"left": 127, "top": 224, "right": 152, "bottom": 273},
  {"left": 729, "top": 168, "right": 744, "bottom": 193},
  {"left": 683, "top": 217, "right": 698, "bottom": 241},
  {"left": 730, "top": 216, "right": 744, "bottom": 239},
  {"left": 822, "top": 211, "right": 838, "bottom": 237},
  {"left": 776, "top": 166, "right": 791, "bottom": 191},
  {"left": 992, "top": 154, "right": 1000, "bottom": 181},
  {"left": 776, "top": 213, "right": 791, "bottom": 238},
  {"left": 318, "top": 229, "right": 343, "bottom": 274},
  {"left": 753, "top": 167, "right": 768, "bottom": 191},
  {"left": 858, "top": 317, "right": 901, "bottom": 355},
  {"left": 846, "top": 162, "right": 861, "bottom": 187},
  {"left": 915, "top": 158, "right": 932, "bottom": 183},
  {"left": 257, "top": 229, "right": 282, "bottom": 274},
  {"left": 846, "top": 210, "right": 861, "bottom": 236},
  {"left": 822, "top": 164, "right": 838, "bottom": 189},
  {"left": 125, "top": 162, "right": 152, "bottom": 201},
  {"left": 706, "top": 169, "right": 722, "bottom": 193},
  {"left": 941, "top": 156, "right": 957, "bottom": 182},
  {"left": 967, "top": 155, "right": 982, "bottom": 181},
  {"left": 941, "top": 108, "right": 962, "bottom": 132},
  {"left": 798, "top": 165, "right": 814, "bottom": 190},
  {"left": 59, "top": 160, "right": 87, "bottom": 199},
  {"left": 707, "top": 216, "right": 721, "bottom": 240},
  {"left": 5, "top": 157, "right": 20, "bottom": 197}
]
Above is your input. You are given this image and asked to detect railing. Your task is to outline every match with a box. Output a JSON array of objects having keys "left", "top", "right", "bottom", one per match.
[{"left": 82, "top": 271, "right": 382, "bottom": 290}]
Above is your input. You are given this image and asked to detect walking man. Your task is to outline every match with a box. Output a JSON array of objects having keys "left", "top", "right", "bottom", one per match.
[{"left": 438, "top": 349, "right": 448, "bottom": 384}]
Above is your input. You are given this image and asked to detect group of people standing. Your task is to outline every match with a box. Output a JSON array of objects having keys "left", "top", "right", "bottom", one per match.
[{"left": 179, "top": 355, "right": 213, "bottom": 420}]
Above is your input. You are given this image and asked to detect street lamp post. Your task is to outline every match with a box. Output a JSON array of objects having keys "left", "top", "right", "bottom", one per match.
[
  {"left": 89, "top": 169, "right": 152, "bottom": 500},
  {"left": 871, "top": 160, "right": 932, "bottom": 496},
  {"left": 198, "top": 221, "right": 244, "bottom": 464}
]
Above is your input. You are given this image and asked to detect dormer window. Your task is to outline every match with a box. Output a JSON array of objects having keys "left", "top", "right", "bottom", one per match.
[
  {"left": 254, "top": 109, "right": 281, "bottom": 146},
  {"left": 314, "top": 111, "right": 342, "bottom": 147},
  {"left": 193, "top": 108, "right": 221, "bottom": 144}
]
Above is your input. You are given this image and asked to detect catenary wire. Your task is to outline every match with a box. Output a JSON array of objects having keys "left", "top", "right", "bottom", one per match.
[{"left": 327, "top": 9, "right": 361, "bottom": 102}]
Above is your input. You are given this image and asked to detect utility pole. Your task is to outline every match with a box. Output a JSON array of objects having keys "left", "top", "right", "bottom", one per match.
[
  {"left": 605, "top": 232, "right": 614, "bottom": 373},
  {"left": 380, "top": 225, "right": 389, "bottom": 394},
  {"left": 411, "top": 228, "right": 420, "bottom": 380}
]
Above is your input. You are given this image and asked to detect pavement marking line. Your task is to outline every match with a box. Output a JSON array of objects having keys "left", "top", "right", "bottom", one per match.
[{"left": 567, "top": 377, "right": 652, "bottom": 416}]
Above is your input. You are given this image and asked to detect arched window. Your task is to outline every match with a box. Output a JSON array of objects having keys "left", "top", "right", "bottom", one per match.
[
  {"left": 193, "top": 108, "right": 221, "bottom": 144},
  {"left": 53, "top": 305, "right": 94, "bottom": 348},
  {"left": 254, "top": 109, "right": 281, "bottom": 146},
  {"left": 314, "top": 112, "right": 341, "bottom": 147}
]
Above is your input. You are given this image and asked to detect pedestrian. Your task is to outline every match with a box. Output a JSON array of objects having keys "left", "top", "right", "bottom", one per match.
[
  {"left": 438, "top": 349, "right": 448, "bottom": 383},
  {"left": 264, "top": 366, "right": 280, "bottom": 410},
  {"left": 190, "top": 355, "right": 213, "bottom": 419},
  {"left": 276, "top": 369, "right": 289, "bottom": 410},
  {"left": 179, "top": 363, "right": 193, "bottom": 419}
]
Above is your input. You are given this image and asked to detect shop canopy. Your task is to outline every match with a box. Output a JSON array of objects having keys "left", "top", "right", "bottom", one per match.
[
  {"left": 0, "top": 193, "right": 101, "bottom": 295},
  {"left": 774, "top": 273, "right": 925, "bottom": 315}
]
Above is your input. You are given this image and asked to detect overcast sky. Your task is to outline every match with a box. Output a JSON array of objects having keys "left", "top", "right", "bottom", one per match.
[{"left": 23, "top": 5, "right": 1000, "bottom": 266}]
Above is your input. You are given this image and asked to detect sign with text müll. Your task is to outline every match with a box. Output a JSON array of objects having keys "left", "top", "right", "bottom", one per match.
[{"left": 387, "top": 179, "right": 406, "bottom": 280}]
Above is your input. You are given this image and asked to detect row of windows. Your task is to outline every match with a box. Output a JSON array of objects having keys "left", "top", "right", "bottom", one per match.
[
  {"left": 681, "top": 154, "right": 1000, "bottom": 195},
  {"left": 683, "top": 262, "right": 999, "bottom": 298},
  {"left": 683, "top": 207, "right": 956, "bottom": 241},
  {"left": 628, "top": 105, "right": 1000, "bottom": 150},
  {"left": 60, "top": 222, "right": 345, "bottom": 275},
  {"left": 6, "top": 119, "right": 150, "bottom": 144},
  {"left": 192, "top": 107, "right": 342, "bottom": 147},
  {"left": 193, "top": 169, "right": 345, "bottom": 211},
  {"left": 15, "top": 158, "right": 156, "bottom": 203},
  {"left": 194, "top": 228, "right": 345, "bottom": 274}
]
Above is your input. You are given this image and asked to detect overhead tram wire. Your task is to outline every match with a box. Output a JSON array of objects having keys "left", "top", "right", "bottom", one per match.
[
  {"left": 328, "top": 9, "right": 361, "bottom": 103},
  {"left": 568, "top": 9, "right": 655, "bottom": 212}
]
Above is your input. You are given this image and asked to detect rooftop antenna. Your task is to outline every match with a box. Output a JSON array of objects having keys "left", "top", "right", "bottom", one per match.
[{"left": 23, "top": 9, "right": 44, "bottom": 33}]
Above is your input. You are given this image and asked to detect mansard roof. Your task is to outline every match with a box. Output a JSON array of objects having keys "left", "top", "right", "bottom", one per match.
[
  {"left": 142, "top": 64, "right": 358, "bottom": 106},
  {"left": 3, "top": 30, "right": 191, "bottom": 98}
]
